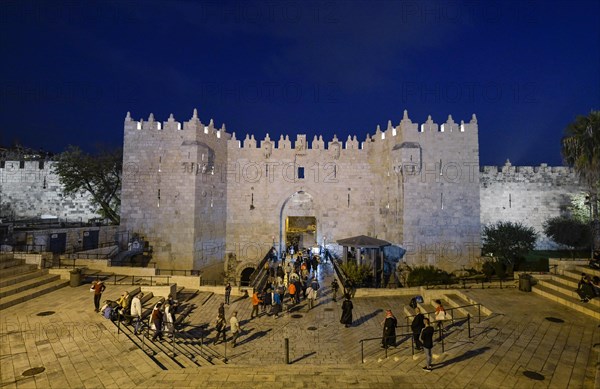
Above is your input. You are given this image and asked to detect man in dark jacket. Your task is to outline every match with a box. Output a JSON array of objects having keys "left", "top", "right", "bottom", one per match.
[
  {"left": 411, "top": 307, "right": 425, "bottom": 350},
  {"left": 420, "top": 318, "right": 435, "bottom": 371}
]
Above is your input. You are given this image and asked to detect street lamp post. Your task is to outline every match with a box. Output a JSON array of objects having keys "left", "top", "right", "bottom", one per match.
[{"left": 586, "top": 195, "right": 594, "bottom": 260}]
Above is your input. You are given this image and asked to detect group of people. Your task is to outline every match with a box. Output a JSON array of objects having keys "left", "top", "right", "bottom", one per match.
[
  {"left": 577, "top": 272, "right": 600, "bottom": 303},
  {"left": 91, "top": 279, "right": 178, "bottom": 341},
  {"left": 213, "top": 304, "right": 243, "bottom": 347},
  {"left": 377, "top": 298, "right": 447, "bottom": 372}
]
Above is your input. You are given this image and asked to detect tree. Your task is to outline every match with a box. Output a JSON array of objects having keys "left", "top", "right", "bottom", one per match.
[
  {"left": 543, "top": 216, "right": 591, "bottom": 254},
  {"left": 562, "top": 110, "right": 600, "bottom": 188},
  {"left": 53, "top": 146, "right": 122, "bottom": 224},
  {"left": 562, "top": 110, "right": 600, "bottom": 255},
  {"left": 482, "top": 221, "right": 537, "bottom": 274}
]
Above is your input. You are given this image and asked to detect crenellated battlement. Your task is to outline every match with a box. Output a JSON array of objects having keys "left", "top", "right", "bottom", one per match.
[
  {"left": 480, "top": 160, "right": 580, "bottom": 185},
  {"left": 124, "top": 109, "right": 230, "bottom": 141},
  {"left": 223, "top": 109, "right": 478, "bottom": 151}
]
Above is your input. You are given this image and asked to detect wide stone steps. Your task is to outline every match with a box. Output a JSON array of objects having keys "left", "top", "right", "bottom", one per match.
[
  {"left": 444, "top": 294, "right": 483, "bottom": 321},
  {"left": 0, "top": 273, "right": 61, "bottom": 298},
  {"left": 0, "top": 278, "right": 69, "bottom": 310},
  {"left": 531, "top": 283, "right": 600, "bottom": 320},
  {"left": 550, "top": 273, "right": 580, "bottom": 289},
  {"left": 573, "top": 265, "right": 600, "bottom": 278},
  {"left": 0, "top": 263, "right": 38, "bottom": 278},
  {"left": 537, "top": 278, "right": 600, "bottom": 309},
  {"left": 106, "top": 289, "right": 225, "bottom": 370},
  {"left": 0, "top": 268, "right": 46, "bottom": 288},
  {"left": 0, "top": 257, "right": 24, "bottom": 269},
  {"left": 118, "top": 323, "right": 198, "bottom": 369}
]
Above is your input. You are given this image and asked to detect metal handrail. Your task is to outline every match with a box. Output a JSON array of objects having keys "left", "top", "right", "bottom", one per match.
[
  {"left": 405, "top": 303, "right": 482, "bottom": 325},
  {"left": 358, "top": 315, "right": 474, "bottom": 363},
  {"left": 249, "top": 249, "right": 273, "bottom": 289}
]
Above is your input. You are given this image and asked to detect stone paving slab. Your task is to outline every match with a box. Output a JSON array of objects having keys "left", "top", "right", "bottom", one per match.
[{"left": 1, "top": 262, "right": 599, "bottom": 388}]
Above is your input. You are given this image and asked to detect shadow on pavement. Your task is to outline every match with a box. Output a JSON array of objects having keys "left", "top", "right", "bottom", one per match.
[
  {"left": 354, "top": 309, "right": 384, "bottom": 326},
  {"left": 290, "top": 351, "right": 317, "bottom": 364},
  {"left": 434, "top": 346, "right": 491, "bottom": 369}
]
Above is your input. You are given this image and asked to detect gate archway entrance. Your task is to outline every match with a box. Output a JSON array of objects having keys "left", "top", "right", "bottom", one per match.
[
  {"left": 239, "top": 267, "right": 255, "bottom": 286},
  {"left": 286, "top": 216, "right": 317, "bottom": 251},
  {"left": 278, "top": 191, "right": 318, "bottom": 261}
]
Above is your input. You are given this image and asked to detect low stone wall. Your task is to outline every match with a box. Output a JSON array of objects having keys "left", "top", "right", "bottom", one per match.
[
  {"left": 48, "top": 268, "right": 73, "bottom": 281},
  {"left": 354, "top": 287, "right": 421, "bottom": 298},
  {"left": 169, "top": 275, "right": 201, "bottom": 290},
  {"left": 198, "top": 285, "right": 252, "bottom": 297},
  {"left": 140, "top": 284, "right": 177, "bottom": 300},
  {"left": 66, "top": 258, "right": 157, "bottom": 276},
  {"left": 13, "top": 252, "right": 52, "bottom": 268},
  {"left": 548, "top": 258, "right": 589, "bottom": 275}
]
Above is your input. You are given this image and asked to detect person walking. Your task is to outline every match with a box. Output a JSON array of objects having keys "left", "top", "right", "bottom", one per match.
[
  {"left": 288, "top": 282, "right": 296, "bottom": 306},
  {"left": 306, "top": 285, "right": 317, "bottom": 310},
  {"left": 151, "top": 302, "right": 164, "bottom": 342},
  {"left": 331, "top": 279, "right": 339, "bottom": 302},
  {"left": 225, "top": 283, "right": 232, "bottom": 305},
  {"left": 91, "top": 280, "right": 106, "bottom": 312},
  {"left": 230, "top": 311, "right": 241, "bottom": 347},
  {"left": 251, "top": 289, "right": 262, "bottom": 318},
  {"left": 420, "top": 318, "right": 435, "bottom": 371},
  {"left": 272, "top": 290, "right": 282, "bottom": 318},
  {"left": 214, "top": 313, "right": 227, "bottom": 344},
  {"left": 340, "top": 294, "right": 353, "bottom": 328},
  {"left": 411, "top": 307, "right": 426, "bottom": 350},
  {"left": 381, "top": 310, "right": 397, "bottom": 348},
  {"left": 131, "top": 292, "right": 143, "bottom": 335},
  {"left": 218, "top": 302, "right": 225, "bottom": 319}
]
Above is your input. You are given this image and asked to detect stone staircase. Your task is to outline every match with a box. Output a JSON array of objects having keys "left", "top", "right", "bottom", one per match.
[
  {"left": 532, "top": 265, "right": 600, "bottom": 320},
  {"left": 105, "top": 286, "right": 225, "bottom": 370},
  {"left": 0, "top": 254, "right": 69, "bottom": 310},
  {"left": 402, "top": 292, "right": 492, "bottom": 325}
]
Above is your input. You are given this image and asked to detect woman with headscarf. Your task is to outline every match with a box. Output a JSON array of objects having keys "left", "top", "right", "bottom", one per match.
[{"left": 381, "top": 309, "right": 397, "bottom": 348}]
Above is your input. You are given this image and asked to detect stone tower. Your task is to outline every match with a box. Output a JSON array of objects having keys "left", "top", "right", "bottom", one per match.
[{"left": 121, "top": 110, "right": 229, "bottom": 270}]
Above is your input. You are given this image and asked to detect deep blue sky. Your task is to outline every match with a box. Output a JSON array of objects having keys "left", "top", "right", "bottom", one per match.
[{"left": 1, "top": 0, "right": 598, "bottom": 166}]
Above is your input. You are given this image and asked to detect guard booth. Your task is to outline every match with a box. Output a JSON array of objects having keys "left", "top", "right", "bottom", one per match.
[{"left": 337, "top": 235, "right": 391, "bottom": 287}]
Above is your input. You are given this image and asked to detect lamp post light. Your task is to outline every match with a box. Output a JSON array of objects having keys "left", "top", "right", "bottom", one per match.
[{"left": 585, "top": 195, "right": 594, "bottom": 260}]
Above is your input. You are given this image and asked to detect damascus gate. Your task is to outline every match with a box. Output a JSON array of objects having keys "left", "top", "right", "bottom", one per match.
[{"left": 120, "top": 109, "right": 483, "bottom": 274}]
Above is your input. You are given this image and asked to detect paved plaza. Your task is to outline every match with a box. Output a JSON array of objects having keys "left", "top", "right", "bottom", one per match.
[{"left": 1, "top": 262, "right": 599, "bottom": 388}]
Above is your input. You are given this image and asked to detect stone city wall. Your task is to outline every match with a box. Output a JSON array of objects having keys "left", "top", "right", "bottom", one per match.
[
  {"left": 0, "top": 160, "right": 100, "bottom": 221},
  {"left": 480, "top": 161, "right": 585, "bottom": 249}
]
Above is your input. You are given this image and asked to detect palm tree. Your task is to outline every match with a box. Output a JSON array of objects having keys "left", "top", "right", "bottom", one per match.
[{"left": 562, "top": 110, "right": 600, "bottom": 257}]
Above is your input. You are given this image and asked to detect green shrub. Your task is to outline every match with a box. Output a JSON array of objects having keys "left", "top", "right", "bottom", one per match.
[
  {"left": 339, "top": 261, "right": 373, "bottom": 287},
  {"left": 406, "top": 265, "right": 453, "bottom": 287}
]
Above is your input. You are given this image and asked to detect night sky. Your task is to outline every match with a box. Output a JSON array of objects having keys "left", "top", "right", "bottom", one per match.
[{"left": 1, "top": 0, "right": 598, "bottom": 166}]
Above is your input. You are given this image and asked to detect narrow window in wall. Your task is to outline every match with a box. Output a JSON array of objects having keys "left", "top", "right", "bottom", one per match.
[
  {"left": 297, "top": 166, "right": 305, "bottom": 179},
  {"left": 39, "top": 161, "right": 44, "bottom": 169},
  {"left": 334, "top": 164, "right": 337, "bottom": 178},
  {"left": 439, "top": 159, "right": 443, "bottom": 175},
  {"left": 157, "top": 189, "right": 161, "bottom": 207},
  {"left": 347, "top": 193, "right": 350, "bottom": 207},
  {"left": 509, "top": 193, "right": 512, "bottom": 208},
  {"left": 158, "top": 156, "right": 162, "bottom": 172},
  {"left": 266, "top": 164, "right": 269, "bottom": 177},
  {"left": 440, "top": 192, "right": 444, "bottom": 209},
  {"left": 19, "top": 161, "right": 25, "bottom": 169},
  {"left": 43, "top": 176, "right": 47, "bottom": 189}
]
